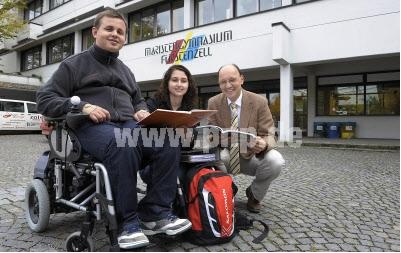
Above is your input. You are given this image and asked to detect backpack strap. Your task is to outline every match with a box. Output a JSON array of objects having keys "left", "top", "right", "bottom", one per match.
[
  {"left": 250, "top": 219, "right": 269, "bottom": 244},
  {"left": 235, "top": 212, "right": 269, "bottom": 244},
  {"left": 185, "top": 162, "right": 220, "bottom": 187}
]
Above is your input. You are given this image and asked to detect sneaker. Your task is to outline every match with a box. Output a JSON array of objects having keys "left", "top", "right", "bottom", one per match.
[
  {"left": 118, "top": 223, "right": 150, "bottom": 249},
  {"left": 141, "top": 213, "right": 192, "bottom": 236}
]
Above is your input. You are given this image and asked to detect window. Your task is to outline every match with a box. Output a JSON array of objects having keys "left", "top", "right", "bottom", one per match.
[
  {"left": 141, "top": 9, "right": 155, "bottom": 39},
  {"left": 0, "top": 101, "right": 24, "bottom": 113},
  {"left": 196, "top": 0, "right": 232, "bottom": 26},
  {"left": 49, "top": 0, "right": 70, "bottom": 9},
  {"left": 366, "top": 83, "right": 399, "bottom": 115},
  {"left": 21, "top": 46, "right": 42, "bottom": 71},
  {"left": 27, "top": 103, "right": 38, "bottom": 113},
  {"left": 156, "top": 3, "right": 171, "bottom": 36},
  {"left": 129, "top": 13, "right": 141, "bottom": 43},
  {"left": 317, "top": 85, "right": 364, "bottom": 116},
  {"left": 260, "top": 0, "right": 282, "bottom": 11},
  {"left": 195, "top": 0, "right": 282, "bottom": 26},
  {"left": 47, "top": 34, "right": 74, "bottom": 64},
  {"left": 128, "top": 0, "right": 184, "bottom": 43},
  {"left": 215, "top": 0, "right": 232, "bottom": 22},
  {"left": 236, "top": 0, "right": 258, "bottom": 17},
  {"left": 317, "top": 72, "right": 400, "bottom": 116},
  {"left": 172, "top": 0, "right": 184, "bottom": 32},
  {"left": 82, "top": 28, "right": 95, "bottom": 51},
  {"left": 236, "top": 0, "right": 282, "bottom": 16},
  {"left": 24, "top": 0, "right": 43, "bottom": 20}
]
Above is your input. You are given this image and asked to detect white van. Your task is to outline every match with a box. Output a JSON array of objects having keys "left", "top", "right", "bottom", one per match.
[{"left": 0, "top": 99, "right": 42, "bottom": 131}]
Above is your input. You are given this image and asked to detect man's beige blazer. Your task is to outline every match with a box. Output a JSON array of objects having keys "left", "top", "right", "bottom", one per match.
[{"left": 207, "top": 89, "right": 277, "bottom": 159}]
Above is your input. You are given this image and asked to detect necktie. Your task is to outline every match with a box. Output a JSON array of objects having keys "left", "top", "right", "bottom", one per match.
[{"left": 229, "top": 103, "right": 240, "bottom": 175}]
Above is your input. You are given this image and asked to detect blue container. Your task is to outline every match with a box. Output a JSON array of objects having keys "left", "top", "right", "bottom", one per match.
[
  {"left": 313, "top": 122, "right": 326, "bottom": 137},
  {"left": 326, "top": 122, "right": 341, "bottom": 138}
]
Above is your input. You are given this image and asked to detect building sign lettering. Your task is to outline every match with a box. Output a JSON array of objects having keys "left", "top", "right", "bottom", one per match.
[{"left": 145, "top": 30, "right": 232, "bottom": 65}]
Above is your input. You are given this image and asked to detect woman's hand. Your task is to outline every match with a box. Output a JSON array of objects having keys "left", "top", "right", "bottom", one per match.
[
  {"left": 134, "top": 110, "right": 150, "bottom": 121},
  {"left": 82, "top": 104, "right": 110, "bottom": 123}
]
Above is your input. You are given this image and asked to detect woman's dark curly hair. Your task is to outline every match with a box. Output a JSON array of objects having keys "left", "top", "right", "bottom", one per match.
[{"left": 155, "top": 64, "right": 198, "bottom": 109}]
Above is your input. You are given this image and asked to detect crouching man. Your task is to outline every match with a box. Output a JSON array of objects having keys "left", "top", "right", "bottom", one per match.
[{"left": 207, "top": 64, "right": 285, "bottom": 213}]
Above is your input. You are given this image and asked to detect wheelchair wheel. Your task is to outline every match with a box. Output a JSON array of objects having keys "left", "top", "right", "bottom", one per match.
[
  {"left": 65, "top": 231, "right": 94, "bottom": 252},
  {"left": 25, "top": 179, "right": 50, "bottom": 232}
]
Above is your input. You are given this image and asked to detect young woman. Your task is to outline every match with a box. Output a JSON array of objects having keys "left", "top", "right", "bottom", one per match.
[
  {"left": 140, "top": 65, "right": 198, "bottom": 184},
  {"left": 146, "top": 64, "right": 198, "bottom": 112}
]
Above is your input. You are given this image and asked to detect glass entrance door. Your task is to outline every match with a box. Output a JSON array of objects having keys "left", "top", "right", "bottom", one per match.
[
  {"left": 269, "top": 92, "right": 280, "bottom": 130},
  {"left": 267, "top": 89, "right": 308, "bottom": 136}
]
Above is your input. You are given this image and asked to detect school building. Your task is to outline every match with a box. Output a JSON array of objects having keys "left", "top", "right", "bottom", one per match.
[{"left": 0, "top": 0, "right": 399, "bottom": 140}]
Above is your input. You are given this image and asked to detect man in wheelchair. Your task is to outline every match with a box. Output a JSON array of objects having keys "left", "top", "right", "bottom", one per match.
[{"left": 36, "top": 9, "right": 191, "bottom": 249}]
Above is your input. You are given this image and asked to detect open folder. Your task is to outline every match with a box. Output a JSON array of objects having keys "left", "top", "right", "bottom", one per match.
[
  {"left": 195, "top": 125, "right": 257, "bottom": 141},
  {"left": 138, "top": 109, "right": 217, "bottom": 128}
]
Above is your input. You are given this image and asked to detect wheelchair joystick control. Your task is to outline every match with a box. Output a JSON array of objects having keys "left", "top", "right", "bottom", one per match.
[
  {"left": 67, "top": 96, "right": 88, "bottom": 130},
  {"left": 70, "top": 96, "right": 81, "bottom": 113}
]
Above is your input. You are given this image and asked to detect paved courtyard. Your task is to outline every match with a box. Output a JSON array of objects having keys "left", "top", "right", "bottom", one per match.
[{"left": 0, "top": 134, "right": 399, "bottom": 251}]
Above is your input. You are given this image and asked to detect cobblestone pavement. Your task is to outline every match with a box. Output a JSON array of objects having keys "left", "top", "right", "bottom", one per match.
[{"left": 0, "top": 134, "right": 399, "bottom": 251}]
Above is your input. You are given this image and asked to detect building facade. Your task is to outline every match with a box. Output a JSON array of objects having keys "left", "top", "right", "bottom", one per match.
[{"left": 0, "top": 0, "right": 399, "bottom": 139}]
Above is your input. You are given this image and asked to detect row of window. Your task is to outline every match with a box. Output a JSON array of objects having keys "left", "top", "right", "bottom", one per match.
[
  {"left": 128, "top": 0, "right": 284, "bottom": 43},
  {"left": 24, "top": 0, "right": 70, "bottom": 21},
  {"left": 20, "top": 0, "right": 310, "bottom": 70},
  {"left": 24, "top": 0, "right": 288, "bottom": 22},
  {"left": 21, "top": 33, "right": 75, "bottom": 71},
  {"left": 129, "top": 0, "right": 184, "bottom": 42},
  {"left": 21, "top": 27, "right": 96, "bottom": 71},
  {"left": 316, "top": 72, "right": 400, "bottom": 116}
]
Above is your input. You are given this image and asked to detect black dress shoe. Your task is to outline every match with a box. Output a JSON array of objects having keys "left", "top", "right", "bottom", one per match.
[{"left": 246, "top": 187, "right": 261, "bottom": 213}]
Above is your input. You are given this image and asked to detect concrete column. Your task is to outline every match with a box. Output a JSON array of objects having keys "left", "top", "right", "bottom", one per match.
[
  {"left": 272, "top": 21, "right": 293, "bottom": 143},
  {"left": 16, "top": 51, "right": 21, "bottom": 72},
  {"left": 279, "top": 64, "right": 294, "bottom": 143},
  {"left": 307, "top": 74, "right": 316, "bottom": 137},
  {"left": 184, "top": 0, "right": 194, "bottom": 29},
  {"left": 41, "top": 43, "right": 46, "bottom": 66},
  {"left": 272, "top": 22, "right": 290, "bottom": 65},
  {"left": 74, "top": 31, "right": 82, "bottom": 54}
]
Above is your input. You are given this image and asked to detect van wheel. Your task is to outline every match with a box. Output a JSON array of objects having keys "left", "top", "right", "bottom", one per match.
[{"left": 25, "top": 179, "right": 50, "bottom": 232}]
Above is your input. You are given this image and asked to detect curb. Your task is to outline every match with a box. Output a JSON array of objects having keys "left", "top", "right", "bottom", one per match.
[{"left": 301, "top": 142, "right": 400, "bottom": 151}]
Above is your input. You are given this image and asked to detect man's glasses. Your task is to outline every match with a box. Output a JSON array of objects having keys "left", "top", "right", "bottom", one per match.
[{"left": 219, "top": 77, "right": 239, "bottom": 86}]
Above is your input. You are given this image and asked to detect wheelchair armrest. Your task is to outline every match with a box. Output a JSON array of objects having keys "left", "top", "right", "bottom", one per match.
[
  {"left": 66, "top": 112, "right": 90, "bottom": 130},
  {"left": 45, "top": 112, "right": 89, "bottom": 130},
  {"left": 45, "top": 115, "right": 66, "bottom": 123}
]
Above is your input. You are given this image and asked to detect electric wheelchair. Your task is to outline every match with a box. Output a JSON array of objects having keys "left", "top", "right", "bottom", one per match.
[{"left": 24, "top": 97, "right": 219, "bottom": 251}]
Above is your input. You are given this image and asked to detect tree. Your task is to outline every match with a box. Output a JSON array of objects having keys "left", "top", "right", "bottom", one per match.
[{"left": 0, "top": 0, "right": 26, "bottom": 42}]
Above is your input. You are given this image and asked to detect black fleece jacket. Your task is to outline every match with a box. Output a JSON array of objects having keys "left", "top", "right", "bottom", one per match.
[{"left": 36, "top": 44, "right": 148, "bottom": 122}]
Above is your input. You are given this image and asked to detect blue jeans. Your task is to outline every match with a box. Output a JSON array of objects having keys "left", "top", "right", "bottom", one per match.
[{"left": 75, "top": 120, "right": 180, "bottom": 228}]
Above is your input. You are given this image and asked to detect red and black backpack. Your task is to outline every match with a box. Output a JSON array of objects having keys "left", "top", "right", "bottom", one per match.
[
  {"left": 183, "top": 163, "right": 238, "bottom": 245},
  {"left": 182, "top": 163, "right": 270, "bottom": 245}
]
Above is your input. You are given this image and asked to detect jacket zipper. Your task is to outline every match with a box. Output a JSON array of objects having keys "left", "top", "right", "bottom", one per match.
[{"left": 111, "top": 87, "right": 120, "bottom": 121}]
